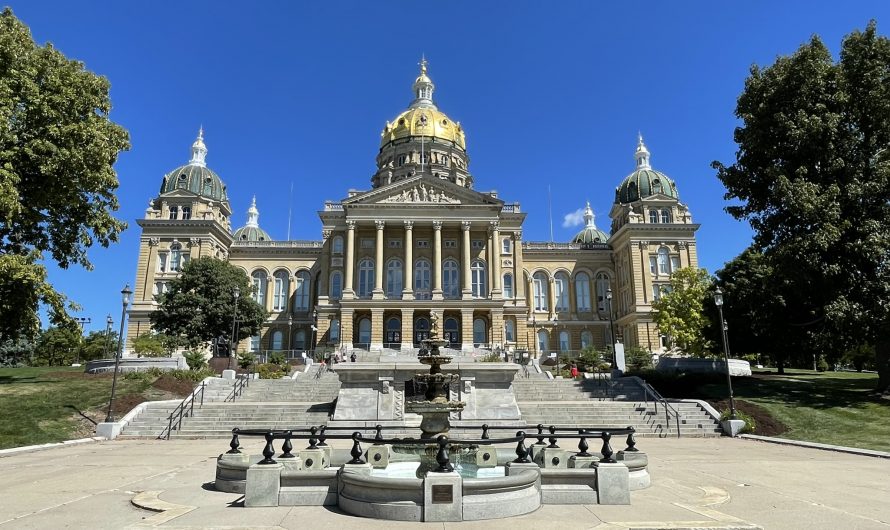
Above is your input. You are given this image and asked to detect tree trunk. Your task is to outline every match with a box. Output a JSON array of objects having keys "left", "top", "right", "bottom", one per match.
[{"left": 875, "top": 334, "right": 890, "bottom": 396}]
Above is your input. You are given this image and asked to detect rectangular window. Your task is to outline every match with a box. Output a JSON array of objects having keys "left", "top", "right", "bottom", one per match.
[
  {"left": 157, "top": 253, "right": 168, "bottom": 273},
  {"left": 168, "top": 206, "right": 178, "bottom": 220},
  {"left": 502, "top": 238, "right": 512, "bottom": 254},
  {"left": 649, "top": 256, "right": 657, "bottom": 275},
  {"left": 444, "top": 239, "right": 457, "bottom": 248},
  {"left": 471, "top": 240, "right": 485, "bottom": 249},
  {"left": 416, "top": 239, "right": 430, "bottom": 248},
  {"left": 387, "top": 239, "right": 402, "bottom": 248},
  {"left": 652, "top": 285, "right": 661, "bottom": 301},
  {"left": 670, "top": 256, "right": 681, "bottom": 274},
  {"left": 361, "top": 238, "right": 374, "bottom": 249}
]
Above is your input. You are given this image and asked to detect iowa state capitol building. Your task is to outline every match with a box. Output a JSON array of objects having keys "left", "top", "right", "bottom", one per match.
[{"left": 128, "top": 61, "right": 700, "bottom": 357}]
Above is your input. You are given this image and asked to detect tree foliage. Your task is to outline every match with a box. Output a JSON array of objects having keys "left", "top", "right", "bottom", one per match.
[
  {"left": 652, "top": 267, "right": 713, "bottom": 356},
  {"left": 713, "top": 21, "right": 890, "bottom": 393},
  {"left": 33, "top": 326, "right": 81, "bottom": 366},
  {"left": 79, "top": 329, "right": 118, "bottom": 361},
  {"left": 132, "top": 333, "right": 166, "bottom": 357},
  {"left": 150, "top": 257, "right": 267, "bottom": 349},
  {"left": 0, "top": 9, "right": 130, "bottom": 339}
]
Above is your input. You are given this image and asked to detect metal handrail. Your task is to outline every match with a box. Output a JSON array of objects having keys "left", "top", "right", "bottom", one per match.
[
  {"left": 639, "top": 379, "right": 681, "bottom": 438},
  {"left": 158, "top": 381, "right": 206, "bottom": 440},
  {"left": 225, "top": 374, "right": 249, "bottom": 402}
]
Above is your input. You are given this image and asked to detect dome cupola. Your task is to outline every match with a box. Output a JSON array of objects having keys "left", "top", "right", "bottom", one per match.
[
  {"left": 571, "top": 202, "right": 610, "bottom": 245},
  {"left": 614, "top": 135, "right": 679, "bottom": 204},
  {"left": 233, "top": 196, "right": 272, "bottom": 242},
  {"left": 160, "top": 128, "right": 228, "bottom": 202}
]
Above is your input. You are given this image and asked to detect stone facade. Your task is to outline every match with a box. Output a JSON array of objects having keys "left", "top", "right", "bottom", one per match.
[{"left": 127, "top": 63, "right": 699, "bottom": 356}]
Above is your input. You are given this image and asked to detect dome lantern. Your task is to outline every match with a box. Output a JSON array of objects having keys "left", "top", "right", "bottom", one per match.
[
  {"left": 159, "top": 128, "right": 228, "bottom": 202},
  {"left": 411, "top": 55, "right": 436, "bottom": 109},
  {"left": 233, "top": 196, "right": 272, "bottom": 242},
  {"left": 614, "top": 136, "right": 679, "bottom": 204},
  {"left": 571, "top": 201, "right": 609, "bottom": 245},
  {"left": 634, "top": 132, "right": 651, "bottom": 170},
  {"left": 189, "top": 127, "right": 208, "bottom": 168}
]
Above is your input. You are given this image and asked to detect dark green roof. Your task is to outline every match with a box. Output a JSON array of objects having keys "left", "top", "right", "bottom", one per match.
[
  {"left": 160, "top": 164, "right": 227, "bottom": 202},
  {"left": 614, "top": 168, "right": 679, "bottom": 204},
  {"left": 571, "top": 225, "right": 610, "bottom": 245},
  {"left": 233, "top": 225, "right": 273, "bottom": 242}
]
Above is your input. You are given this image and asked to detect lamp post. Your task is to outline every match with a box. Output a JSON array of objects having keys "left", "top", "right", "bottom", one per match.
[
  {"left": 288, "top": 314, "right": 293, "bottom": 354},
  {"left": 102, "top": 315, "right": 113, "bottom": 360},
  {"left": 606, "top": 287, "right": 616, "bottom": 369},
  {"left": 311, "top": 308, "right": 318, "bottom": 360},
  {"left": 531, "top": 314, "right": 537, "bottom": 358},
  {"left": 714, "top": 287, "right": 737, "bottom": 419},
  {"left": 229, "top": 287, "right": 240, "bottom": 370},
  {"left": 104, "top": 285, "right": 132, "bottom": 423}
]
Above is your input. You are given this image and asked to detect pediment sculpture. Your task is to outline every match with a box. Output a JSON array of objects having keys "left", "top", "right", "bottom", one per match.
[{"left": 380, "top": 184, "right": 461, "bottom": 204}]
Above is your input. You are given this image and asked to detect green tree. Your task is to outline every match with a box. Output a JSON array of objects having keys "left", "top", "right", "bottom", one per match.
[
  {"left": 713, "top": 22, "right": 890, "bottom": 394},
  {"left": 150, "top": 257, "right": 266, "bottom": 349},
  {"left": 651, "top": 267, "right": 713, "bottom": 356},
  {"left": 132, "top": 333, "right": 166, "bottom": 357},
  {"left": 0, "top": 9, "right": 130, "bottom": 341},
  {"left": 78, "top": 329, "right": 119, "bottom": 361},
  {"left": 33, "top": 326, "right": 81, "bottom": 366},
  {"left": 0, "top": 337, "right": 35, "bottom": 365}
]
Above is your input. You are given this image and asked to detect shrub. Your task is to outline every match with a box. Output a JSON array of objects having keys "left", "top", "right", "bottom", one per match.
[
  {"left": 578, "top": 347, "right": 604, "bottom": 372},
  {"left": 183, "top": 350, "right": 207, "bottom": 371},
  {"left": 624, "top": 347, "right": 654, "bottom": 372},
  {"left": 720, "top": 409, "right": 756, "bottom": 434},
  {"left": 256, "top": 363, "right": 285, "bottom": 379},
  {"left": 123, "top": 371, "right": 149, "bottom": 382},
  {"left": 268, "top": 351, "right": 286, "bottom": 367},
  {"left": 238, "top": 352, "right": 256, "bottom": 369},
  {"left": 479, "top": 351, "right": 502, "bottom": 362},
  {"left": 170, "top": 368, "right": 215, "bottom": 383},
  {"left": 817, "top": 357, "right": 830, "bottom": 372},
  {"left": 132, "top": 333, "right": 166, "bottom": 357},
  {"left": 144, "top": 367, "right": 165, "bottom": 378}
]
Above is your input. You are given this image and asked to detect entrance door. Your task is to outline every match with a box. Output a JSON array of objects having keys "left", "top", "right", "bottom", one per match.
[
  {"left": 414, "top": 317, "right": 429, "bottom": 344},
  {"left": 386, "top": 317, "right": 401, "bottom": 345}
]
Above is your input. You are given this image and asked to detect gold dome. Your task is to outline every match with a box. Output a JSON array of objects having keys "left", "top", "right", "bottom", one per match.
[{"left": 380, "top": 107, "right": 466, "bottom": 149}]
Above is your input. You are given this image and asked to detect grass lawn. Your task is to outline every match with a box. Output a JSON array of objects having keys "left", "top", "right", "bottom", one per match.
[
  {"left": 0, "top": 367, "right": 187, "bottom": 450},
  {"left": 700, "top": 369, "right": 890, "bottom": 452}
]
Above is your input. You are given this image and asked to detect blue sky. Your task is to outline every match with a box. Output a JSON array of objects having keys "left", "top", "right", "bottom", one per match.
[{"left": 9, "top": 1, "right": 888, "bottom": 334}]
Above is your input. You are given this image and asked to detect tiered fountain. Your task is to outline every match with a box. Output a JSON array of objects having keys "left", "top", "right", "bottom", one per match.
[{"left": 405, "top": 314, "right": 465, "bottom": 438}]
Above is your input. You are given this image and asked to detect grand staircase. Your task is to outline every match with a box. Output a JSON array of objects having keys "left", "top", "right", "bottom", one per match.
[
  {"left": 512, "top": 376, "right": 721, "bottom": 437},
  {"left": 119, "top": 367, "right": 341, "bottom": 439}
]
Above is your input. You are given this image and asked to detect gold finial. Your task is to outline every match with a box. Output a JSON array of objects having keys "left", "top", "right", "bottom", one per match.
[
  {"left": 198, "top": 125, "right": 204, "bottom": 140},
  {"left": 419, "top": 54, "right": 428, "bottom": 75}
]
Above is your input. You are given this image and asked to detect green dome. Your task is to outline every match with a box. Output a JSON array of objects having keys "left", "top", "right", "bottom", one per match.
[
  {"left": 160, "top": 164, "right": 227, "bottom": 202},
  {"left": 614, "top": 168, "right": 679, "bottom": 204},
  {"left": 233, "top": 225, "right": 272, "bottom": 242},
  {"left": 571, "top": 225, "right": 609, "bottom": 245}
]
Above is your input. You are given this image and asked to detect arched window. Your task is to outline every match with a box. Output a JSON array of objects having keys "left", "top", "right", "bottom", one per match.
[
  {"left": 181, "top": 206, "right": 191, "bottom": 220},
  {"left": 580, "top": 330, "right": 593, "bottom": 349},
  {"left": 554, "top": 272, "right": 569, "bottom": 312},
  {"left": 414, "top": 259, "right": 431, "bottom": 300},
  {"left": 386, "top": 317, "right": 401, "bottom": 345},
  {"left": 505, "top": 319, "right": 515, "bottom": 342},
  {"left": 330, "top": 318, "right": 340, "bottom": 343},
  {"left": 444, "top": 317, "right": 459, "bottom": 345},
  {"left": 473, "top": 318, "right": 487, "bottom": 345},
  {"left": 330, "top": 271, "right": 342, "bottom": 300},
  {"left": 442, "top": 259, "right": 459, "bottom": 299},
  {"left": 386, "top": 259, "right": 403, "bottom": 298},
  {"left": 294, "top": 271, "right": 310, "bottom": 310},
  {"left": 251, "top": 271, "right": 267, "bottom": 307},
  {"left": 537, "top": 329, "right": 549, "bottom": 353},
  {"left": 358, "top": 259, "right": 374, "bottom": 298},
  {"left": 533, "top": 272, "right": 549, "bottom": 311},
  {"left": 273, "top": 271, "right": 289, "bottom": 311},
  {"left": 170, "top": 242, "right": 182, "bottom": 271},
  {"left": 415, "top": 317, "right": 430, "bottom": 344},
  {"left": 559, "top": 331, "right": 570, "bottom": 352},
  {"left": 657, "top": 247, "right": 669, "bottom": 275},
  {"left": 503, "top": 273, "right": 514, "bottom": 298},
  {"left": 661, "top": 209, "right": 671, "bottom": 223},
  {"left": 575, "top": 272, "right": 591, "bottom": 312},
  {"left": 649, "top": 210, "right": 659, "bottom": 223},
  {"left": 471, "top": 260, "right": 487, "bottom": 298},
  {"left": 271, "top": 330, "right": 283, "bottom": 350},
  {"left": 169, "top": 206, "right": 178, "bottom": 220},
  {"left": 357, "top": 317, "right": 371, "bottom": 345},
  {"left": 596, "top": 273, "right": 611, "bottom": 313},
  {"left": 294, "top": 330, "right": 306, "bottom": 350},
  {"left": 332, "top": 235, "right": 343, "bottom": 254}
]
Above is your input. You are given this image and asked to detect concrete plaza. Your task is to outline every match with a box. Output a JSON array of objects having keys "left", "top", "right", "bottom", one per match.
[{"left": 1, "top": 436, "right": 888, "bottom": 529}]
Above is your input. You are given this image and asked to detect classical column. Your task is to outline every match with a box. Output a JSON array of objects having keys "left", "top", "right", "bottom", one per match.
[
  {"left": 490, "top": 221, "right": 502, "bottom": 295},
  {"left": 548, "top": 276, "right": 557, "bottom": 320},
  {"left": 460, "top": 308, "right": 474, "bottom": 353},
  {"left": 264, "top": 275, "right": 274, "bottom": 313},
  {"left": 287, "top": 272, "right": 297, "bottom": 315},
  {"left": 432, "top": 220, "right": 443, "bottom": 300},
  {"left": 370, "top": 308, "right": 384, "bottom": 351},
  {"left": 402, "top": 221, "right": 414, "bottom": 300},
  {"left": 340, "top": 308, "right": 354, "bottom": 352},
  {"left": 373, "top": 220, "right": 385, "bottom": 300},
  {"left": 513, "top": 231, "right": 525, "bottom": 301},
  {"left": 461, "top": 221, "right": 472, "bottom": 298},
  {"left": 400, "top": 308, "right": 414, "bottom": 351},
  {"left": 343, "top": 220, "right": 356, "bottom": 299}
]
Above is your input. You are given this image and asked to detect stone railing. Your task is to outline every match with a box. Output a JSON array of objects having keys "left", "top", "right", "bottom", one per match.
[
  {"left": 231, "top": 240, "right": 323, "bottom": 248},
  {"left": 501, "top": 203, "right": 521, "bottom": 213},
  {"left": 324, "top": 201, "right": 344, "bottom": 211},
  {"left": 85, "top": 357, "right": 186, "bottom": 374},
  {"left": 522, "top": 241, "right": 610, "bottom": 250}
]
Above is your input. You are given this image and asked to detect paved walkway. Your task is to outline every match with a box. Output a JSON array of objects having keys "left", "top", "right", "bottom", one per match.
[{"left": 1, "top": 436, "right": 888, "bottom": 529}]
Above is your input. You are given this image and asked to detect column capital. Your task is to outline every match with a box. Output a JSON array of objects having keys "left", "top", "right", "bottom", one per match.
[
  {"left": 513, "top": 230, "right": 522, "bottom": 241},
  {"left": 404, "top": 220, "right": 414, "bottom": 230},
  {"left": 375, "top": 220, "right": 386, "bottom": 230},
  {"left": 148, "top": 237, "right": 160, "bottom": 246},
  {"left": 346, "top": 220, "right": 356, "bottom": 229},
  {"left": 678, "top": 241, "right": 688, "bottom": 249},
  {"left": 433, "top": 220, "right": 443, "bottom": 231},
  {"left": 322, "top": 229, "right": 332, "bottom": 240},
  {"left": 488, "top": 220, "right": 500, "bottom": 233},
  {"left": 461, "top": 221, "right": 471, "bottom": 231}
]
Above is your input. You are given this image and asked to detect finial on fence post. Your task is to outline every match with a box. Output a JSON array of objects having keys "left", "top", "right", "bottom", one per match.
[
  {"left": 434, "top": 435, "right": 453, "bottom": 472},
  {"left": 226, "top": 428, "right": 241, "bottom": 454},
  {"left": 348, "top": 432, "right": 364, "bottom": 464},
  {"left": 513, "top": 431, "right": 530, "bottom": 463},
  {"left": 625, "top": 426, "right": 639, "bottom": 452},
  {"left": 600, "top": 431, "right": 616, "bottom": 463},
  {"left": 280, "top": 431, "right": 294, "bottom": 458},
  {"left": 260, "top": 431, "right": 277, "bottom": 465}
]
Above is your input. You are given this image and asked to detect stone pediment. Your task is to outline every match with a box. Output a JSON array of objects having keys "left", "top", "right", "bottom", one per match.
[
  {"left": 343, "top": 176, "right": 502, "bottom": 207},
  {"left": 640, "top": 193, "right": 678, "bottom": 203}
]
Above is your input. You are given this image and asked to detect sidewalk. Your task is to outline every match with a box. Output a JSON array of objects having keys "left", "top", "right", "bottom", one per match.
[{"left": 1, "top": 436, "right": 888, "bottom": 529}]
